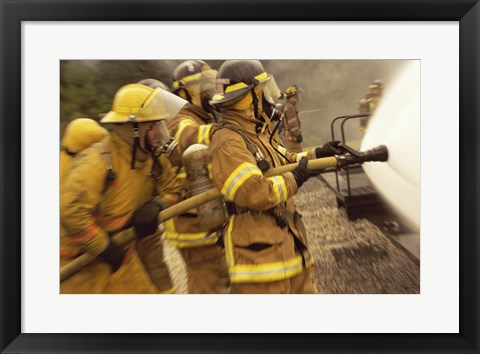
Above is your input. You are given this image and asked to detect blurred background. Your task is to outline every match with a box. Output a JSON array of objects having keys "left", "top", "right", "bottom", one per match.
[{"left": 60, "top": 59, "right": 407, "bottom": 147}]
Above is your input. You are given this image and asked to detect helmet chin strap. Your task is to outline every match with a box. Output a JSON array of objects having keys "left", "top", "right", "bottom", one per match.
[
  {"left": 131, "top": 123, "right": 140, "bottom": 169},
  {"left": 250, "top": 89, "right": 261, "bottom": 121},
  {"left": 181, "top": 88, "right": 193, "bottom": 105}
]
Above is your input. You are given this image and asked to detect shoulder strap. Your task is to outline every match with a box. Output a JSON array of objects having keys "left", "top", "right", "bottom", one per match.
[
  {"left": 215, "top": 122, "right": 258, "bottom": 156},
  {"left": 92, "top": 142, "right": 116, "bottom": 187},
  {"left": 213, "top": 122, "right": 270, "bottom": 171}
]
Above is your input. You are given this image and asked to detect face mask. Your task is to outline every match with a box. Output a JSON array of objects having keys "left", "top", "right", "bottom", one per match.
[{"left": 144, "top": 120, "right": 171, "bottom": 153}]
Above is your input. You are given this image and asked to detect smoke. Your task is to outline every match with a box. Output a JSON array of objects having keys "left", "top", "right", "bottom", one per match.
[
  {"left": 63, "top": 59, "right": 409, "bottom": 148},
  {"left": 90, "top": 59, "right": 409, "bottom": 147},
  {"left": 263, "top": 60, "right": 409, "bottom": 148}
]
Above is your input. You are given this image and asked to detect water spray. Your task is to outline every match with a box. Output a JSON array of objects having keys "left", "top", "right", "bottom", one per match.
[{"left": 361, "top": 61, "right": 420, "bottom": 232}]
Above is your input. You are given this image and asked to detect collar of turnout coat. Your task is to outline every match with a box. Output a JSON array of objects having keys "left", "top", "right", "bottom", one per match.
[{"left": 179, "top": 102, "right": 216, "bottom": 123}]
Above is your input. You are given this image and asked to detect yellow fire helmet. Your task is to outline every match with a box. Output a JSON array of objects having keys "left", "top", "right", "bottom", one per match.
[
  {"left": 61, "top": 118, "right": 108, "bottom": 154},
  {"left": 101, "top": 84, "right": 187, "bottom": 124},
  {"left": 286, "top": 84, "right": 304, "bottom": 98},
  {"left": 285, "top": 85, "right": 297, "bottom": 97},
  {"left": 369, "top": 79, "right": 384, "bottom": 94},
  {"left": 210, "top": 60, "right": 281, "bottom": 108}
]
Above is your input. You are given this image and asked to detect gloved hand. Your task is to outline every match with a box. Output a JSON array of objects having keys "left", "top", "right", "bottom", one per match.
[
  {"left": 132, "top": 199, "right": 164, "bottom": 239},
  {"left": 99, "top": 241, "right": 125, "bottom": 273},
  {"left": 291, "top": 157, "right": 321, "bottom": 188},
  {"left": 315, "top": 140, "right": 342, "bottom": 158}
]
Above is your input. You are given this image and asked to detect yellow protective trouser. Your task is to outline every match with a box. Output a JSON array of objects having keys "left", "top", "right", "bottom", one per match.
[
  {"left": 179, "top": 245, "right": 230, "bottom": 294},
  {"left": 230, "top": 267, "right": 315, "bottom": 294},
  {"left": 60, "top": 248, "right": 162, "bottom": 294}
]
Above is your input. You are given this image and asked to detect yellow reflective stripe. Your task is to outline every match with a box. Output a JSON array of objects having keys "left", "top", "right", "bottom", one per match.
[
  {"left": 172, "top": 72, "right": 202, "bottom": 89},
  {"left": 168, "top": 238, "right": 218, "bottom": 248},
  {"left": 164, "top": 219, "right": 219, "bottom": 248},
  {"left": 295, "top": 151, "right": 308, "bottom": 162},
  {"left": 225, "top": 82, "right": 248, "bottom": 93},
  {"left": 208, "top": 163, "right": 213, "bottom": 180},
  {"left": 254, "top": 71, "right": 268, "bottom": 81},
  {"left": 221, "top": 162, "right": 262, "bottom": 201},
  {"left": 267, "top": 176, "right": 288, "bottom": 204},
  {"left": 224, "top": 72, "right": 268, "bottom": 94},
  {"left": 229, "top": 255, "right": 305, "bottom": 283},
  {"left": 198, "top": 124, "right": 212, "bottom": 146},
  {"left": 224, "top": 216, "right": 235, "bottom": 267},
  {"left": 176, "top": 166, "right": 187, "bottom": 179},
  {"left": 175, "top": 119, "right": 195, "bottom": 143},
  {"left": 277, "top": 145, "right": 287, "bottom": 164}
]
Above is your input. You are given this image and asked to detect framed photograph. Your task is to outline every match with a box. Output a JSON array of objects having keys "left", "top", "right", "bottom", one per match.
[{"left": 1, "top": 0, "right": 478, "bottom": 353}]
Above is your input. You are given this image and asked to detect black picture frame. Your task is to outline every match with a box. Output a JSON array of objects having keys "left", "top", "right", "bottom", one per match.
[{"left": 1, "top": 0, "right": 478, "bottom": 353}]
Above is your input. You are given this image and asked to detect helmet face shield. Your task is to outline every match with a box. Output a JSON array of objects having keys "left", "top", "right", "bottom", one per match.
[
  {"left": 258, "top": 74, "right": 281, "bottom": 104},
  {"left": 134, "top": 88, "right": 188, "bottom": 122}
]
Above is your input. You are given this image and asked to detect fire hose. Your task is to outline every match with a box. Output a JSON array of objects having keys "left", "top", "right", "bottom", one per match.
[{"left": 60, "top": 144, "right": 388, "bottom": 281}]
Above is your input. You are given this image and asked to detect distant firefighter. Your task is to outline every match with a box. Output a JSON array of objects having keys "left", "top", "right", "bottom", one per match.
[
  {"left": 282, "top": 85, "right": 303, "bottom": 153},
  {"left": 358, "top": 79, "right": 384, "bottom": 134}
]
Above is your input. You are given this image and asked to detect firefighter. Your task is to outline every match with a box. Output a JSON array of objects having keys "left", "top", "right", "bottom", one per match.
[
  {"left": 163, "top": 60, "right": 230, "bottom": 294},
  {"left": 209, "top": 60, "right": 342, "bottom": 294},
  {"left": 60, "top": 118, "right": 108, "bottom": 182},
  {"left": 282, "top": 85, "right": 303, "bottom": 153},
  {"left": 358, "top": 79, "right": 384, "bottom": 134},
  {"left": 60, "top": 84, "right": 185, "bottom": 294},
  {"left": 60, "top": 118, "right": 109, "bottom": 284}
]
